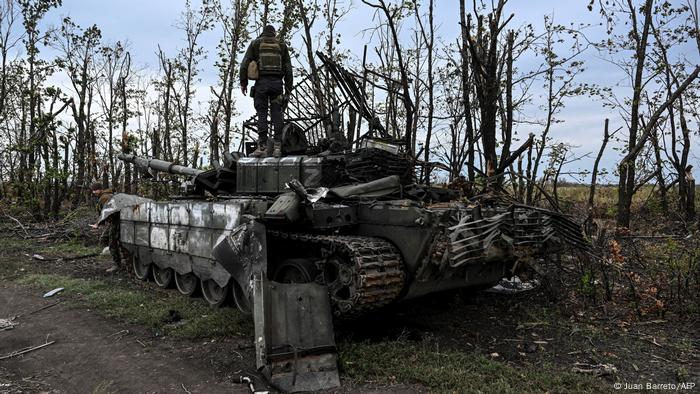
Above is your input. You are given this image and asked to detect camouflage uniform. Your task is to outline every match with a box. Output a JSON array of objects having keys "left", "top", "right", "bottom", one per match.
[
  {"left": 240, "top": 26, "right": 293, "bottom": 150},
  {"left": 96, "top": 189, "right": 121, "bottom": 266}
]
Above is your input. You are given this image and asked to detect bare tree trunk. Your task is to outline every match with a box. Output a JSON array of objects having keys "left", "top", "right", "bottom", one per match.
[
  {"left": 685, "top": 167, "right": 696, "bottom": 222},
  {"left": 459, "top": 0, "right": 475, "bottom": 182},
  {"left": 617, "top": 0, "right": 653, "bottom": 228},
  {"left": 649, "top": 126, "right": 668, "bottom": 213},
  {"left": 588, "top": 119, "right": 610, "bottom": 210},
  {"left": 415, "top": 0, "right": 435, "bottom": 183}
]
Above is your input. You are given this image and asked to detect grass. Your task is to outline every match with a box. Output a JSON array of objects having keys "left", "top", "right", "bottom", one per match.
[
  {"left": 18, "top": 273, "right": 252, "bottom": 339},
  {"left": 39, "top": 239, "right": 103, "bottom": 257},
  {"left": 339, "top": 340, "right": 609, "bottom": 393}
]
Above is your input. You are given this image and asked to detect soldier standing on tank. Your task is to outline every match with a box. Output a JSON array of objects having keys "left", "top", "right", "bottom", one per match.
[
  {"left": 89, "top": 182, "right": 122, "bottom": 273},
  {"left": 240, "top": 25, "right": 293, "bottom": 158}
]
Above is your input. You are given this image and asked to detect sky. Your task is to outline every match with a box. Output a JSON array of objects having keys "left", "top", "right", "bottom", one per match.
[{"left": 29, "top": 0, "right": 700, "bottom": 184}]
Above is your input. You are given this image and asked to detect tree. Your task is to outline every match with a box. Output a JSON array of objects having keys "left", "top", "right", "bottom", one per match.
[
  {"left": 54, "top": 17, "right": 102, "bottom": 202},
  {"left": 96, "top": 40, "right": 130, "bottom": 185},
  {"left": 414, "top": 0, "right": 435, "bottom": 183},
  {"left": 362, "top": 0, "right": 415, "bottom": 157},
  {"left": 463, "top": 0, "right": 512, "bottom": 176},
  {"left": 156, "top": 47, "right": 175, "bottom": 161},
  {"left": 525, "top": 16, "right": 588, "bottom": 204},
  {"left": 207, "top": 0, "right": 253, "bottom": 163},
  {"left": 591, "top": 0, "right": 700, "bottom": 228},
  {"left": 172, "top": 0, "right": 212, "bottom": 166},
  {"left": 16, "top": 0, "right": 61, "bottom": 199}
]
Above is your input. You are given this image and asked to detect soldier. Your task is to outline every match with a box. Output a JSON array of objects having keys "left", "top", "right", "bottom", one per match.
[
  {"left": 89, "top": 182, "right": 122, "bottom": 273},
  {"left": 240, "top": 25, "right": 293, "bottom": 158}
]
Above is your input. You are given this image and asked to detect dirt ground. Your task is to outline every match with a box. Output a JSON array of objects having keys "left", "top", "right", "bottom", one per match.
[
  {"left": 0, "top": 283, "right": 255, "bottom": 394},
  {"left": 0, "top": 232, "right": 698, "bottom": 393}
]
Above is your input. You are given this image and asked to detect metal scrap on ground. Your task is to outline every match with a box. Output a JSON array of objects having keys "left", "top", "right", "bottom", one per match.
[{"left": 42, "top": 288, "right": 64, "bottom": 298}]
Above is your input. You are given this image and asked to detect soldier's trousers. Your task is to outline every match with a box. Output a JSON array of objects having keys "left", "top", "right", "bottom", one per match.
[
  {"left": 102, "top": 217, "right": 121, "bottom": 265},
  {"left": 254, "top": 76, "right": 284, "bottom": 145}
]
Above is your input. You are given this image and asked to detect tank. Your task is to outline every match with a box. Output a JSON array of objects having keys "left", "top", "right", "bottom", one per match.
[
  {"left": 111, "top": 53, "right": 589, "bottom": 392},
  {"left": 117, "top": 150, "right": 586, "bottom": 313}
]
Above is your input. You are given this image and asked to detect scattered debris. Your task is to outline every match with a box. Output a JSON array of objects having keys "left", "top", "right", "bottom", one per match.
[
  {"left": 24, "top": 253, "right": 51, "bottom": 261},
  {"left": 0, "top": 318, "right": 16, "bottom": 331},
  {"left": 637, "top": 320, "right": 667, "bottom": 325},
  {"left": 60, "top": 253, "right": 100, "bottom": 261},
  {"left": 650, "top": 354, "right": 673, "bottom": 363},
  {"left": 240, "top": 376, "right": 269, "bottom": 394},
  {"left": 101, "top": 246, "right": 110, "bottom": 255},
  {"left": 42, "top": 288, "right": 64, "bottom": 298},
  {"left": 108, "top": 329, "right": 130, "bottom": 341},
  {"left": 486, "top": 276, "right": 540, "bottom": 294},
  {"left": 571, "top": 362, "right": 617, "bottom": 376},
  {"left": 0, "top": 340, "right": 56, "bottom": 360},
  {"left": 162, "top": 310, "right": 182, "bottom": 324},
  {"left": 490, "top": 352, "right": 500, "bottom": 358},
  {"left": 3, "top": 212, "right": 29, "bottom": 237},
  {"left": 516, "top": 321, "right": 549, "bottom": 330},
  {"left": 15, "top": 301, "right": 62, "bottom": 319},
  {"left": 525, "top": 343, "right": 538, "bottom": 353},
  {"left": 181, "top": 383, "right": 192, "bottom": 394}
]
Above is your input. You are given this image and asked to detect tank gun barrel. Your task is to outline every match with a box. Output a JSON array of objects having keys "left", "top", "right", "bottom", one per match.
[{"left": 118, "top": 153, "right": 203, "bottom": 177}]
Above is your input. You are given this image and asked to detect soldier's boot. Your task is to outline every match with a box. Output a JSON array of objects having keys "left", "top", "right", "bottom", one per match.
[
  {"left": 105, "top": 259, "right": 122, "bottom": 273},
  {"left": 251, "top": 142, "right": 268, "bottom": 158},
  {"left": 106, "top": 243, "right": 122, "bottom": 273},
  {"left": 265, "top": 140, "right": 274, "bottom": 157},
  {"left": 273, "top": 141, "right": 282, "bottom": 158}
]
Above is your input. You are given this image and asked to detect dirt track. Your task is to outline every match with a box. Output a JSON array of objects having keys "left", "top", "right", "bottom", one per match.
[{"left": 0, "top": 284, "right": 251, "bottom": 394}]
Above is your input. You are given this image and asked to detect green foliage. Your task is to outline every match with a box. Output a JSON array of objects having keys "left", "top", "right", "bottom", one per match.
[{"left": 579, "top": 270, "right": 596, "bottom": 300}]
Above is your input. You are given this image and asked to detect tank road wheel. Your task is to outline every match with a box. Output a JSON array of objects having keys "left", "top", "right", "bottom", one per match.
[
  {"left": 273, "top": 258, "right": 319, "bottom": 284},
  {"left": 175, "top": 272, "right": 199, "bottom": 297},
  {"left": 267, "top": 232, "right": 406, "bottom": 317},
  {"left": 231, "top": 280, "right": 251, "bottom": 314},
  {"left": 130, "top": 253, "right": 152, "bottom": 281},
  {"left": 202, "top": 279, "right": 230, "bottom": 307},
  {"left": 152, "top": 265, "right": 174, "bottom": 288}
]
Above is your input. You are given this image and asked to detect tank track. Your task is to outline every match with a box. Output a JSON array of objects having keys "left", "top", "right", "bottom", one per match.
[{"left": 269, "top": 231, "right": 406, "bottom": 317}]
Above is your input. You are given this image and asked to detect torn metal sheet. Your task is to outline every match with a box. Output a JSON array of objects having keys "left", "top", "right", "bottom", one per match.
[
  {"left": 485, "top": 276, "right": 540, "bottom": 294},
  {"left": 447, "top": 204, "right": 590, "bottom": 268},
  {"left": 253, "top": 275, "right": 340, "bottom": 393},
  {"left": 212, "top": 221, "right": 268, "bottom": 311},
  {"left": 98, "top": 193, "right": 152, "bottom": 224}
]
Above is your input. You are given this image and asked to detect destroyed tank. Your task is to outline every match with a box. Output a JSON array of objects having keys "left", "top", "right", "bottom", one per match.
[
  {"left": 108, "top": 52, "right": 589, "bottom": 392},
  {"left": 116, "top": 147, "right": 587, "bottom": 315}
]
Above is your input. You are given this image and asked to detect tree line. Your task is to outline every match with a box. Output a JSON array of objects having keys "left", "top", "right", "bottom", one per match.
[{"left": 0, "top": 0, "right": 699, "bottom": 231}]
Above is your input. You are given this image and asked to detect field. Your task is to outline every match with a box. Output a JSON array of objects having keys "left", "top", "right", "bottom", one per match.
[{"left": 0, "top": 188, "right": 698, "bottom": 393}]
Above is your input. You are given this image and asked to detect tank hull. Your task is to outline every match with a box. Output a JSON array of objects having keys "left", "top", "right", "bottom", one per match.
[
  {"left": 118, "top": 197, "right": 534, "bottom": 316},
  {"left": 119, "top": 199, "right": 268, "bottom": 288}
]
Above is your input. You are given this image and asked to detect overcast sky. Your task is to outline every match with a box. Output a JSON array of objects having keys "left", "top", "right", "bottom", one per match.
[{"left": 33, "top": 0, "right": 700, "bottom": 183}]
